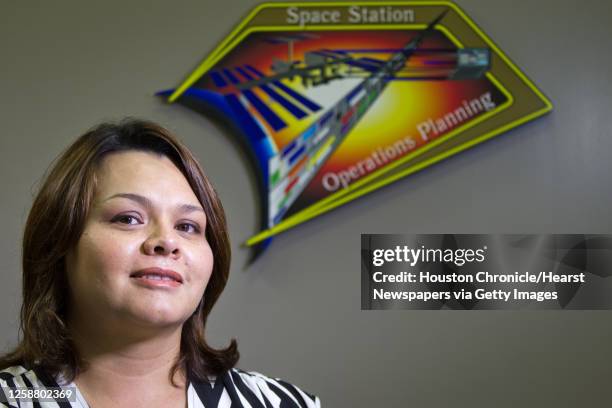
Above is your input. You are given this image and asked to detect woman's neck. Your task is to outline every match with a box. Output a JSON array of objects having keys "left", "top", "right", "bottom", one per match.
[{"left": 69, "top": 316, "right": 188, "bottom": 408}]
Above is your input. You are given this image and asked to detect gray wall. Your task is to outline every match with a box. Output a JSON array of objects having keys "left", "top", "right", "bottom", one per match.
[{"left": 2, "top": 0, "right": 611, "bottom": 406}]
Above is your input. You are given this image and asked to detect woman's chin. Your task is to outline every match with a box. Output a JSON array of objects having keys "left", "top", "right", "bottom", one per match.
[{"left": 121, "top": 304, "right": 191, "bottom": 331}]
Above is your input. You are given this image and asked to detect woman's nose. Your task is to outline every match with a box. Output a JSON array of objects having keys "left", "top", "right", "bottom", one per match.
[{"left": 143, "top": 224, "right": 180, "bottom": 257}]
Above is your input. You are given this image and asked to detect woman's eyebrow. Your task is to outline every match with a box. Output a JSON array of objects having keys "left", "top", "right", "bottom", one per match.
[
  {"left": 178, "top": 203, "right": 205, "bottom": 214},
  {"left": 103, "top": 193, "right": 204, "bottom": 213}
]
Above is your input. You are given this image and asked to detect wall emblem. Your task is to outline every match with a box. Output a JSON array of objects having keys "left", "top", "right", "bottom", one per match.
[{"left": 158, "top": 2, "right": 552, "bottom": 258}]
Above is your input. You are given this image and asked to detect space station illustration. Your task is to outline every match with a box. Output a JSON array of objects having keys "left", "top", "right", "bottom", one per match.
[{"left": 158, "top": 2, "right": 552, "bottom": 258}]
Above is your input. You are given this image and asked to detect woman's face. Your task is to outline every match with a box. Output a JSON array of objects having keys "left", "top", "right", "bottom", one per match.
[{"left": 66, "top": 150, "right": 213, "bottom": 331}]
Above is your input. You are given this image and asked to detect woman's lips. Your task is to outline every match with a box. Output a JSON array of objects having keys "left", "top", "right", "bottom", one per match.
[{"left": 130, "top": 268, "right": 183, "bottom": 288}]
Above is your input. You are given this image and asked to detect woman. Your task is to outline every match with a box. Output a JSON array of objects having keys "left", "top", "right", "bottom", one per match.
[{"left": 0, "top": 119, "right": 320, "bottom": 408}]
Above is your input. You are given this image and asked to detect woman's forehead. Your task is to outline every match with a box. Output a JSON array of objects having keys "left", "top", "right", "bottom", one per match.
[{"left": 94, "top": 151, "right": 201, "bottom": 207}]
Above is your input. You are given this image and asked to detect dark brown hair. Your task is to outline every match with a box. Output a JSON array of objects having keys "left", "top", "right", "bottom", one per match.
[{"left": 0, "top": 118, "right": 239, "bottom": 383}]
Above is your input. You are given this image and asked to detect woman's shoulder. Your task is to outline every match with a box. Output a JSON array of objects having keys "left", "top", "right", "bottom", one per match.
[
  {"left": 1, "top": 365, "right": 322, "bottom": 408},
  {"left": 191, "top": 368, "right": 321, "bottom": 408},
  {"left": 0, "top": 364, "right": 58, "bottom": 407},
  {"left": 0, "top": 364, "right": 62, "bottom": 390},
  {"left": 0, "top": 364, "right": 38, "bottom": 384}
]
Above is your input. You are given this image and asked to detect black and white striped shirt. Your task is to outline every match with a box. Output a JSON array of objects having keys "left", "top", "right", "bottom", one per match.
[{"left": 0, "top": 365, "right": 321, "bottom": 407}]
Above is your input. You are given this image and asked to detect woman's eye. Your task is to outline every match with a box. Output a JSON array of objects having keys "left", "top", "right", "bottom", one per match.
[
  {"left": 111, "top": 214, "right": 141, "bottom": 225},
  {"left": 177, "top": 223, "right": 200, "bottom": 234}
]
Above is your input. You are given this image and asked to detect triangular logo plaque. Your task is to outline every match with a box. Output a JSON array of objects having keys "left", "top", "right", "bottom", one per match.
[{"left": 158, "top": 1, "right": 552, "bottom": 257}]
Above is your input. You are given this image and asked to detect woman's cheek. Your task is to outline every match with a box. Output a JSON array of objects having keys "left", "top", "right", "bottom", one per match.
[
  {"left": 77, "top": 226, "right": 137, "bottom": 281},
  {"left": 185, "top": 242, "right": 214, "bottom": 288}
]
